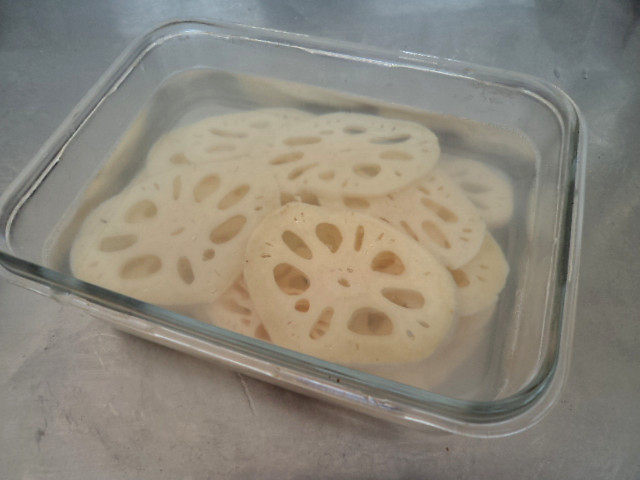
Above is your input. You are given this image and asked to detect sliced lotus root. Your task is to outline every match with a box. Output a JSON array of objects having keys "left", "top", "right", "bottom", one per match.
[
  {"left": 243, "top": 203, "right": 456, "bottom": 365},
  {"left": 323, "top": 168, "right": 486, "bottom": 269},
  {"left": 188, "top": 276, "right": 271, "bottom": 342},
  {"left": 264, "top": 112, "right": 440, "bottom": 198},
  {"left": 238, "top": 75, "right": 366, "bottom": 109},
  {"left": 440, "top": 158, "right": 514, "bottom": 227},
  {"left": 448, "top": 234, "right": 509, "bottom": 316},
  {"left": 70, "top": 163, "right": 280, "bottom": 305},
  {"left": 143, "top": 108, "right": 314, "bottom": 176}
]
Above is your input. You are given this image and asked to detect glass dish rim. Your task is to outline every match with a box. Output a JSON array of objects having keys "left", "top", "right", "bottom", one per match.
[{"left": 0, "top": 19, "right": 586, "bottom": 437}]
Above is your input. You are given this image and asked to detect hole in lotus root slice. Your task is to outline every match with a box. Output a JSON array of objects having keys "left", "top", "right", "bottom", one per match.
[
  {"left": 209, "top": 128, "right": 247, "bottom": 138},
  {"left": 381, "top": 288, "right": 425, "bottom": 309},
  {"left": 421, "top": 221, "right": 451, "bottom": 249},
  {"left": 206, "top": 144, "right": 236, "bottom": 154},
  {"left": 177, "top": 256, "right": 195, "bottom": 285},
  {"left": 280, "top": 192, "right": 296, "bottom": 206},
  {"left": 354, "top": 225, "right": 365, "bottom": 252},
  {"left": 295, "top": 299, "right": 310, "bottom": 312},
  {"left": 288, "top": 163, "right": 319, "bottom": 180},
  {"left": 218, "top": 184, "right": 250, "bottom": 210},
  {"left": 343, "top": 197, "right": 370, "bottom": 209},
  {"left": 315, "top": 223, "right": 342, "bottom": 253},
  {"left": 125, "top": 200, "right": 157, "bottom": 223},
  {"left": 309, "top": 307, "right": 334, "bottom": 339},
  {"left": 270, "top": 151, "right": 304, "bottom": 165},
  {"left": 370, "top": 134, "right": 411, "bottom": 144},
  {"left": 371, "top": 251, "right": 405, "bottom": 275},
  {"left": 449, "top": 268, "right": 470, "bottom": 287},
  {"left": 298, "top": 191, "right": 320, "bottom": 206},
  {"left": 318, "top": 170, "right": 335, "bottom": 181},
  {"left": 172, "top": 176, "right": 182, "bottom": 200},
  {"left": 254, "top": 324, "right": 272, "bottom": 342},
  {"left": 379, "top": 150, "right": 413, "bottom": 160},
  {"left": 282, "top": 231, "right": 313, "bottom": 260},
  {"left": 99, "top": 234, "right": 137, "bottom": 252},
  {"left": 353, "top": 164, "right": 381, "bottom": 178},
  {"left": 170, "top": 153, "right": 190, "bottom": 165},
  {"left": 283, "top": 136, "right": 321, "bottom": 146},
  {"left": 232, "top": 278, "right": 250, "bottom": 299},
  {"left": 421, "top": 198, "right": 458, "bottom": 223},
  {"left": 193, "top": 175, "right": 220, "bottom": 203},
  {"left": 343, "top": 126, "right": 366, "bottom": 135},
  {"left": 348, "top": 308, "right": 393, "bottom": 336},
  {"left": 120, "top": 255, "right": 162, "bottom": 280},
  {"left": 273, "top": 263, "right": 310, "bottom": 295},
  {"left": 399, "top": 220, "right": 419, "bottom": 242},
  {"left": 210, "top": 215, "right": 247, "bottom": 244}
]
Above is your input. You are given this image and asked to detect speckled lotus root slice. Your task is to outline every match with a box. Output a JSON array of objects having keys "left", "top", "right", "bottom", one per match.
[
  {"left": 440, "top": 158, "right": 514, "bottom": 227},
  {"left": 324, "top": 168, "right": 486, "bottom": 269},
  {"left": 264, "top": 112, "right": 440, "bottom": 198},
  {"left": 143, "top": 108, "right": 314, "bottom": 176},
  {"left": 71, "top": 163, "right": 280, "bottom": 305},
  {"left": 243, "top": 203, "right": 456, "bottom": 365},
  {"left": 448, "top": 234, "right": 509, "bottom": 316},
  {"left": 189, "top": 276, "right": 271, "bottom": 342}
]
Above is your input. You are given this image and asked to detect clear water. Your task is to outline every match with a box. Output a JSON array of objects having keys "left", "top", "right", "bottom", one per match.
[{"left": 44, "top": 69, "right": 538, "bottom": 400}]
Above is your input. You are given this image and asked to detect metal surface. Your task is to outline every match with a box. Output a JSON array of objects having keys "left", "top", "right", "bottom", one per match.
[{"left": 0, "top": 1, "right": 638, "bottom": 478}]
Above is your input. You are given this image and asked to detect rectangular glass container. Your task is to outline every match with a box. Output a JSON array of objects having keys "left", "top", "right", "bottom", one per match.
[{"left": 0, "top": 20, "right": 585, "bottom": 437}]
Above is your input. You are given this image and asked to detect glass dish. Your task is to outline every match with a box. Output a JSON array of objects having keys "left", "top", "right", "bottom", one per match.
[{"left": 0, "top": 20, "right": 585, "bottom": 437}]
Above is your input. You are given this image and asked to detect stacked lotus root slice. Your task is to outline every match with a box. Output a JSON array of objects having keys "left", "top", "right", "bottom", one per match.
[{"left": 71, "top": 109, "right": 513, "bottom": 366}]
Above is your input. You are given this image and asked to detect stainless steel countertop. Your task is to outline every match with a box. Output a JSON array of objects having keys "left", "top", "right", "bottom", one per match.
[{"left": 1, "top": 1, "right": 638, "bottom": 478}]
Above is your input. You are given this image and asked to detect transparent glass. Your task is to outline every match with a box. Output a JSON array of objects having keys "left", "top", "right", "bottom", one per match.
[{"left": 0, "top": 20, "right": 585, "bottom": 437}]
